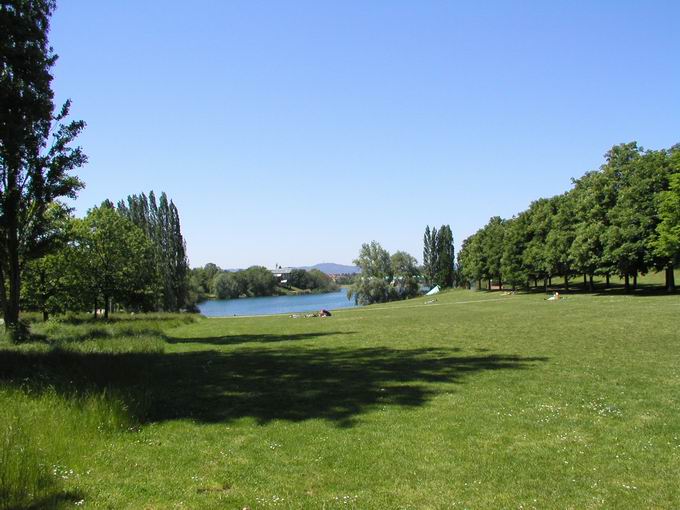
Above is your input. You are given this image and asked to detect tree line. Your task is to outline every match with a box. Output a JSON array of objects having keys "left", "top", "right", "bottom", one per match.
[
  {"left": 189, "top": 264, "right": 338, "bottom": 301},
  {"left": 457, "top": 143, "right": 680, "bottom": 292},
  {"left": 1, "top": 2, "right": 197, "bottom": 338},
  {"left": 22, "top": 192, "right": 191, "bottom": 320}
]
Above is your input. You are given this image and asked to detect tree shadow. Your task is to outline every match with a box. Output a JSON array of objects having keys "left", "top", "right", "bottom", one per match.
[
  {"left": 592, "top": 284, "right": 677, "bottom": 297},
  {"left": 0, "top": 341, "right": 547, "bottom": 428},
  {"left": 21, "top": 490, "right": 85, "bottom": 510},
  {"left": 166, "top": 331, "right": 354, "bottom": 346},
  {"left": 505, "top": 281, "right": 677, "bottom": 298}
]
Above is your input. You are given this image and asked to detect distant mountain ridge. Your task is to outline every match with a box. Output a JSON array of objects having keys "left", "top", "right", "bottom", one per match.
[{"left": 300, "top": 263, "right": 360, "bottom": 274}]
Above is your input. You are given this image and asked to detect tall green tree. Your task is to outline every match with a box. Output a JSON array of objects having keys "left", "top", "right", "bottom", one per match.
[
  {"left": 349, "top": 241, "right": 397, "bottom": 305},
  {"left": 118, "top": 191, "right": 189, "bottom": 310},
  {"left": 354, "top": 241, "right": 392, "bottom": 279},
  {"left": 20, "top": 204, "right": 79, "bottom": 320},
  {"left": 501, "top": 212, "right": 531, "bottom": 290},
  {"left": 569, "top": 171, "right": 607, "bottom": 290},
  {"left": 545, "top": 193, "right": 576, "bottom": 290},
  {"left": 478, "top": 216, "right": 505, "bottom": 289},
  {"left": 524, "top": 198, "right": 557, "bottom": 290},
  {"left": 655, "top": 149, "right": 680, "bottom": 292},
  {"left": 434, "top": 225, "right": 455, "bottom": 287},
  {"left": 0, "top": 0, "right": 86, "bottom": 338},
  {"left": 213, "top": 271, "right": 245, "bottom": 299},
  {"left": 601, "top": 143, "right": 669, "bottom": 290},
  {"left": 422, "top": 226, "right": 438, "bottom": 285},
  {"left": 423, "top": 225, "right": 454, "bottom": 287},
  {"left": 73, "top": 206, "right": 157, "bottom": 318},
  {"left": 457, "top": 234, "right": 484, "bottom": 289},
  {"left": 391, "top": 250, "right": 418, "bottom": 278},
  {"left": 389, "top": 250, "right": 419, "bottom": 299},
  {"left": 242, "top": 266, "right": 276, "bottom": 297}
]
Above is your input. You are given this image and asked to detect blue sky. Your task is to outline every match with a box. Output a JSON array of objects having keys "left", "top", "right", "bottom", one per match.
[{"left": 49, "top": 1, "right": 680, "bottom": 268}]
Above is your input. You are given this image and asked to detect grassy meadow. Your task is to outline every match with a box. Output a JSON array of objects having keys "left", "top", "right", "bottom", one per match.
[{"left": 1, "top": 278, "right": 680, "bottom": 508}]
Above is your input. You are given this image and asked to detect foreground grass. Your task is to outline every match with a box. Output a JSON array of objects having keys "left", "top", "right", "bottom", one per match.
[{"left": 1, "top": 286, "right": 680, "bottom": 508}]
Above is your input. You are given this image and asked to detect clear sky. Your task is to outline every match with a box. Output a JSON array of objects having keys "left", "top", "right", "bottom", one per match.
[{"left": 49, "top": 1, "right": 680, "bottom": 269}]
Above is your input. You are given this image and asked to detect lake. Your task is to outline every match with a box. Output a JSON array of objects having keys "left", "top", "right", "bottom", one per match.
[{"left": 197, "top": 288, "right": 359, "bottom": 317}]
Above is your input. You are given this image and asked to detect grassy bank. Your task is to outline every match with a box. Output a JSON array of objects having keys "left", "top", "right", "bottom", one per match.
[{"left": 1, "top": 281, "right": 679, "bottom": 508}]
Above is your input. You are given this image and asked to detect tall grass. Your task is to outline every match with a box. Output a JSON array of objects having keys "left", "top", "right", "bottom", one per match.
[
  {"left": 0, "top": 412, "right": 55, "bottom": 510},
  {"left": 0, "top": 313, "right": 199, "bottom": 509},
  {"left": 0, "top": 387, "right": 131, "bottom": 509}
]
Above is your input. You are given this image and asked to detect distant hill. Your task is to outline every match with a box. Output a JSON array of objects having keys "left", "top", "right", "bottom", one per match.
[
  {"left": 301, "top": 263, "right": 360, "bottom": 274},
  {"left": 211, "top": 263, "right": 360, "bottom": 274}
]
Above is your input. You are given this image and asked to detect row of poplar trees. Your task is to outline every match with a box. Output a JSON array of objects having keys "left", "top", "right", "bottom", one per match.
[
  {"left": 457, "top": 142, "right": 680, "bottom": 292},
  {"left": 423, "top": 225, "right": 455, "bottom": 287},
  {"left": 117, "top": 192, "right": 189, "bottom": 312},
  {"left": 21, "top": 192, "right": 189, "bottom": 322}
]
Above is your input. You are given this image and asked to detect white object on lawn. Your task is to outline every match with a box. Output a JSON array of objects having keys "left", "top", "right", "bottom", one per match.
[{"left": 425, "top": 285, "right": 440, "bottom": 296}]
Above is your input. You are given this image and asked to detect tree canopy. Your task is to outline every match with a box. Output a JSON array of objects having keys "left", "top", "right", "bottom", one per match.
[
  {"left": 0, "top": 0, "right": 86, "bottom": 339},
  {"left": 457, "top": 142, "right": 680, "bottom": 292},
  {"left": 349, "top": 241, "right": 420, "bottom": 305}
]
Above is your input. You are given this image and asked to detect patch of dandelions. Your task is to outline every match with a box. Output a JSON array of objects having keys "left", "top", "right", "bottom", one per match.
[
  {"left": 51, "top": 464, "right": 76, "bottom": 480},
  {"left": 255, "top": 494, "right": 285, "bottom": 506},
  {"left": 332, "top": 494, "right": 358, "bottom": 505},
  {"left": 534, "top": 402, "right": 566, "bottom": 424},
  {"left": 582, "top": 398, "right": 623, "bottom": 417},
  {"left": 268, "top": 442, "right": 282, "bottom": 450}
]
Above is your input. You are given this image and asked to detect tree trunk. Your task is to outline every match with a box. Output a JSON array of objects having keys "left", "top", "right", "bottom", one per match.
[
  {"left": 6, "top": 231, "right": 22, "bottom": 341},
  {"left": 605, "top": 274, "right": 610, "bottom": 288},
  {"left": 39, "top": 272, "right": 49, "bottom": 322},
  {"left": 0, "top": 264, "right": 8, "bottom": 329},
  {"left": 2, "top": 176, "right": 23, "bottom": 341},
  {"left": 488, "top": 278, "right": 492, "bottom": 290},
  {"left": 583, "top": 273, "right": 587, "bottom": 287},
  {"left": 624, "top": 273, "right": 630, "bottom": 291},
  {"left": 633, "top": 272, "right": 638, "bottom": 290},
  {"left": 93, "top": 297, "right": 98, "bottom": 320},
  {"left": 498, "top": 275, "right": 502, "bottom": 291},
  {"left": 548, "top": 276, "right": 552, "bottom": 286},
  {"left": 534, "top": 277, "right": 538, "bottom": 288},
  {"left": 544, "top": 277, "right": 548, "bottom": 293},
  {"left": 104, "top": 295, "right": 110, "bottom": 320},
  {"left": 477, "top": 279, "right": 481, "bottom": 291},
  {"left": 564, "top": 274, "right": 569, "bottom": 291},
  {"left": 666, "top": 264, "right": 676, "bottom": 293},
  {"left": 588, "top": 274, "right": 594, "bottom": 292}
]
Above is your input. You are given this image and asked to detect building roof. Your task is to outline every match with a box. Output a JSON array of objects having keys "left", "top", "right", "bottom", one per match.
[{"left": 270, "top": 267, "right": 295, "bottom": 275}]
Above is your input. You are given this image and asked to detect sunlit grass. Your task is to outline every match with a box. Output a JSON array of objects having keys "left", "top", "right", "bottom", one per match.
[{"left": 1, "top": 282, "right": 679, "bottom": 508}]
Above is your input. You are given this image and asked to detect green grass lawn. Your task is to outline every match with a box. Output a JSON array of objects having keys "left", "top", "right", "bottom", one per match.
[{"left": 2, "top": 284, "right": 680, "bottom": 508}]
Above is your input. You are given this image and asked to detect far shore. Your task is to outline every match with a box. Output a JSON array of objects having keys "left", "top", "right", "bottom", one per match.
[{"left": 201, "top": 285, "right": 344, "bottom": 302}]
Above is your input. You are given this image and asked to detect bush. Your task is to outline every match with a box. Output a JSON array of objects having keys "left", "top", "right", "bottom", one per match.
[{"left": 348, "top": 276, "right": 419, "bottom": 305}]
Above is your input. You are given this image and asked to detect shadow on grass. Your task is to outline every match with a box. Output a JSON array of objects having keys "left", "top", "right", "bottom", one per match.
[
  {"left": 20, "top": 491, "right": 85, "bottom": 510},
  {"left": 165, "top": 331, "right": 354, "bottom": 346},
  {"left": 0, "top": 339, "right": 547, "bottom": 427},
  {"left": 482, "top": 281, "right": 677, "bottom": 298}
]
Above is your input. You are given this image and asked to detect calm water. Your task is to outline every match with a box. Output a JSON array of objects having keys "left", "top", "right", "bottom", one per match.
[{"left": 198, "top": 288, "right": 359, "bottom": 317}]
